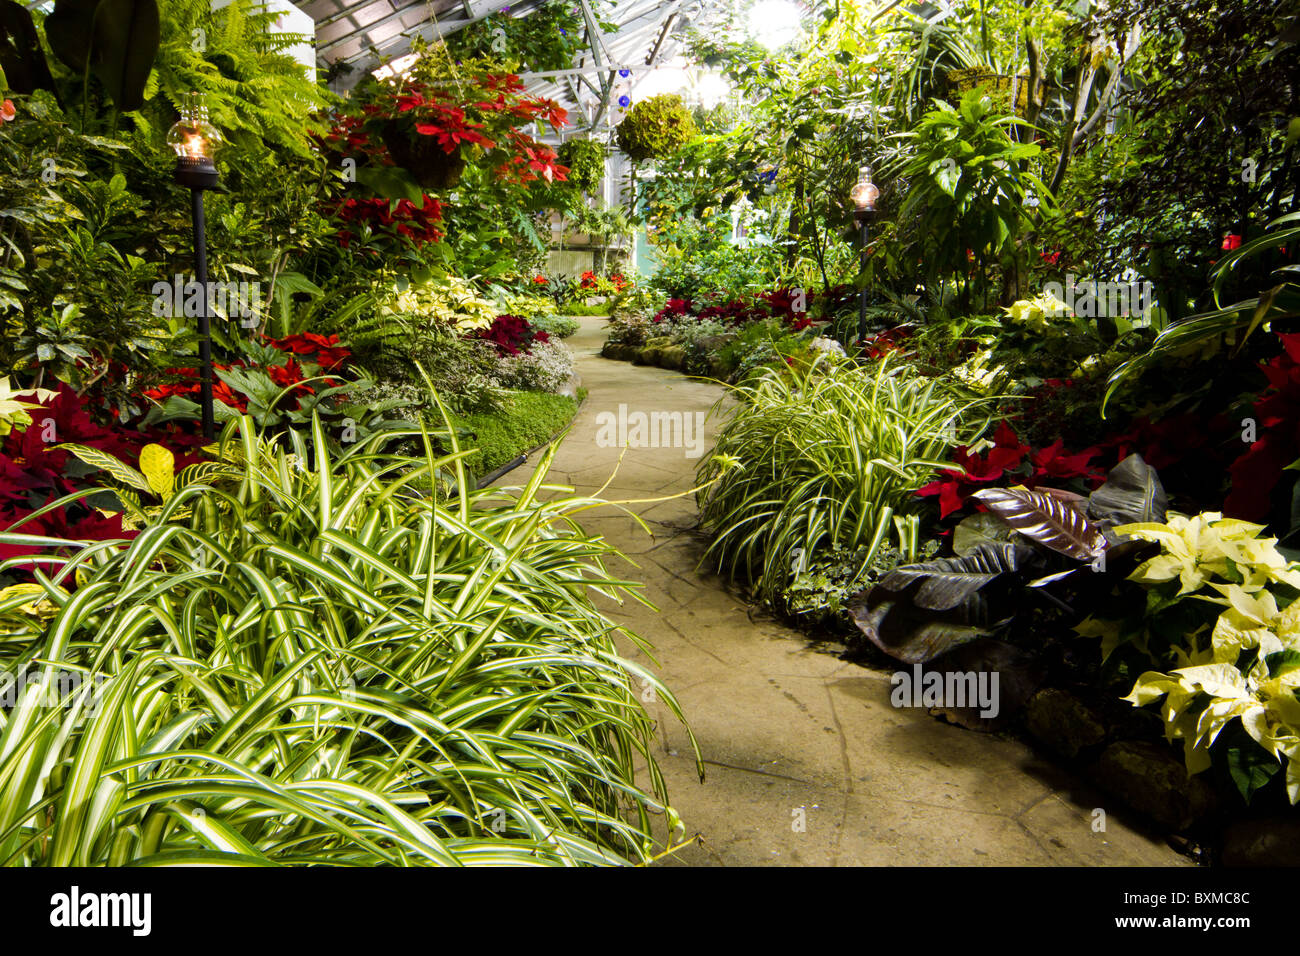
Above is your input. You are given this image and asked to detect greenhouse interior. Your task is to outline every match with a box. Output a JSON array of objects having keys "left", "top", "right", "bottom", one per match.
[{"left": 0, "top": 0, "right": 1296, "bottom": 894}]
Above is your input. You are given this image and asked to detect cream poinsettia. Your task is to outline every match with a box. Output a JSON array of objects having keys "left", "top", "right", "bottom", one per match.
[
  {"left": 1116, "top": 512, "right": 1300, "bottom": 596},
  {"left": 1101, "top": 511, "right": 1300, "bottom": 802},
  {"left": 383, "top": 275, "right": 497, "bottom": 331},
  {"left": 1127, "top": 661, "right": 1300, "bottom": 802},
  {"left": 1002, "top": 291, "right": 1070, "bottom": 333},
  {"left": 0, "top": 378, "right": 56, "bottom": 437}
]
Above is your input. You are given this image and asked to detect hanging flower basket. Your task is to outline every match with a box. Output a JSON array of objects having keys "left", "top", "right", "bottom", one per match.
[{"left": 379, "top": 121, "right": 467, "bottom": 189}]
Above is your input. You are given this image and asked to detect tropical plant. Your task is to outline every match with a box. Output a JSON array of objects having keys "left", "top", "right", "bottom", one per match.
[
  {"left": 0, "top": 415, "right": 699, "bottom": 865},
  {"left": 696, "top": 351, "right": 992, "bottom": 608},
  {"left": 855, "top": 454, "right": 1168, "bottom": 664},
  {"left": 1103, "top": 211, "right": 1300, "bottom": 416},
  {"left": 897, "top": 89, "right": 1050, "bottom": 312}
]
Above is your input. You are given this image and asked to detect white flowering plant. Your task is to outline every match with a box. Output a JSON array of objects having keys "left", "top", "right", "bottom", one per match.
[{"left": 490, "top": 339, "right": 575, "bottom": 394}]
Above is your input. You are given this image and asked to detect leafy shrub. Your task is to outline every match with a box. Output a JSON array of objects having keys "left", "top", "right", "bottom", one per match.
[
  {"left": 606, "top": 311, "right": 656, "bottom": 347},
  {"left": 697, "top": 353, "right": 990, "bottom": 608},
  {"left": 669, "top": 317, "right": 732, "bottom": 349},
  {"left": 610, "top": 284, "right": 658, "bottom": 321},
  {"left": 647, "top": 216, "right": 779, "bottom": 301},
  {"left": 0, "top": 417, "right": 697, "bottom": 865},
  {"left": 615, "top": 94, "right": 698, "bottom": 162},
  {"left": 557, "top": 138, "right": 606, "bottom": 194},
  {"left": 898, "top": 90, "right": 1048, "bottom": 311},
  {"left": 530, "top": 313, "right": 580, "bottom": 338}
]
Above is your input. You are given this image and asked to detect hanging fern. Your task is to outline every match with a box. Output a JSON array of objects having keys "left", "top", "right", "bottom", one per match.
[{"left": 139, "top": 0, "right": 330, "bottom": 157}]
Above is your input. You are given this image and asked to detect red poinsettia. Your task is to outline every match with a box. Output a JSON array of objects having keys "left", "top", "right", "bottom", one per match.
[
  {"left": 916, "top": 422, "right": 1103, "bottom": 519},
  {"left": 0, "top": 384, "right": 210, "bottom": 572},
  {"left": 323, "top": 69, "right": 570, "bottom": 192},
  {"left": 328, "top": 194, "right": 445, "bottom": 249},
  {"left": 266, "top": 332, "right": 352, "bottom": 370},
  {"left": 470, "top": 314, "right": 549, "bottom": 357},
  {"left": 1223, "top": 332, "right": 1300, "bottom": 520},
  {"left": 860, "top": 325, "right": 913, "bottom": 359}
]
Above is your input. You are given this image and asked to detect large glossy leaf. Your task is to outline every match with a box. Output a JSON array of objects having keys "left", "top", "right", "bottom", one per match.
[
  {"left": 43, "top": 0, "right": 99, "bottom": 72},
  {"left": 55, "top": 442, "right": 150, "bottom": 492},
  {"left": 1086, "top": 453, "right": 1167, "bottom": 530},
  {"left": 849, "top": 542, "right": 1038, "bottom": 663},
  {"left": 45, "top": 0, "right": 159, "bottom": 112},
  {"left": 951, "top": 511, "right": 1010, "bottom": 556},
  {"left": 970, "top": 486, "right": 1104, "bottom": 560},
  {"left": 0, "top": 0, "right": 55, "bottom": 95}
]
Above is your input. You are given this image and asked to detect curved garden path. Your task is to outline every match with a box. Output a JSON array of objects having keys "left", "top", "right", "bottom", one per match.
[{"left": 524, "top": 317, "right": 1190, "bottom": 867}]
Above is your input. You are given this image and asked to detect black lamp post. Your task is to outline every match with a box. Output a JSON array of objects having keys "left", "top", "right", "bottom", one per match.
[
  {"left": 167, "top": 93, "right": 222, "bottom": 441},
  {"left": 850, "top": 164, "right": 879, "bottom": 351}
]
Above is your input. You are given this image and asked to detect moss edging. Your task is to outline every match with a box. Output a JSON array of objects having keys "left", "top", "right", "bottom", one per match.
[{"left": 463, "top": 386, "right": 587, "bottom": 487}]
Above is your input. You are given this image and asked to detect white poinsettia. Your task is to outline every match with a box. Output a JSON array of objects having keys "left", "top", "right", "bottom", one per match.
[
  {"left": 0, "top": 377, "right": 56, "bottom": 437},
  {"left": 1117, "top": 512, "right": 1300, "bottom": 595},
  {"left": 382, "top": 275, "right": 497, "bottom": 331},
  {"left": 1002, "top": 291, "right": 1070, "bottom": 332},
  {"left": 1113, "top": 510, "right": 1300, "bottom": 801}
]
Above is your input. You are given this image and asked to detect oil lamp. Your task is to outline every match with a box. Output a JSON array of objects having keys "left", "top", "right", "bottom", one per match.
[{"left": 167, "top": 93, "right": 223, "bottom": 438}]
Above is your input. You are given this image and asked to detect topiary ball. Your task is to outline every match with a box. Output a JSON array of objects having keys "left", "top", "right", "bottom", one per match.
[{"left": 615, "top": 94, "right": 698, "bottom": 163}]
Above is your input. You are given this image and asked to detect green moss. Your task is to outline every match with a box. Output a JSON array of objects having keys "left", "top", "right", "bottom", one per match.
[
  {"left": 452, "top": 391, "right": 578, "bottom": 478},
  {"left": 558, "top": 303, "right": 613, "bottom": 316}
]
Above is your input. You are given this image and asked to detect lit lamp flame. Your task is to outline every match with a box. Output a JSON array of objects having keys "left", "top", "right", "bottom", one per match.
[
  {"left": 166, "top": 92, "right": 222, "bottom": 164},
  {"left": 850, "top": 165, "right": 879, "bottom": 212}
]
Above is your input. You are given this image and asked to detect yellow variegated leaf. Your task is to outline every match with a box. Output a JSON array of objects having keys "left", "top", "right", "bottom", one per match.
[
  {"left": 138, "top": 444, "right": 175, "bottom": 500},
  {"left": 56, "top": 443, "right": 150, "bottom": 492},
  {"left": 0, "top": 582, "right": 60, "bottom": 617}
]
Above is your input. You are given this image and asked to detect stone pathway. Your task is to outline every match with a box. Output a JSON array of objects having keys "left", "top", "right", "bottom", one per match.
[{"left": 523, "top": 317, "right": 1190, "bottom": 867}]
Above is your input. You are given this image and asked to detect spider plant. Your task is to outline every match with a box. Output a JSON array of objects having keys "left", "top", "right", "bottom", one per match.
[
  {"left": 696, "top": 352, "right": 993, "bottom": 607},
  {"left": 0, "top": 413, "right": 698, "bottom": 866}
]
